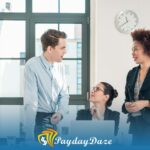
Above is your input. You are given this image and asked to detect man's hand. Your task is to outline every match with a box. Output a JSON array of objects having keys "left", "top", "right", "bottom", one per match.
[
  {"left": 125, "top": 101, "right": 149, "bottom": 113},
  {"left": 50, "top": 112, "right": 62, "bottom": 125}
]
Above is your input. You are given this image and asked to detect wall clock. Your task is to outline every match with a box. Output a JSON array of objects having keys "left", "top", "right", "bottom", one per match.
[{"left": 115, "top": 10, "right": 138, "bottom": 34}]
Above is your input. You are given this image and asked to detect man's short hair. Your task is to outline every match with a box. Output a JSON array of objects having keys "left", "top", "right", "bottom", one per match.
[{"left": 41, "top": 29, "right": 67, "bottom": 51}]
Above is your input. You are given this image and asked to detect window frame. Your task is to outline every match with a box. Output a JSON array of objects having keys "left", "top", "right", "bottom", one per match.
[{"left": 0, "top": 0, "right": 90, "bottom": 106}]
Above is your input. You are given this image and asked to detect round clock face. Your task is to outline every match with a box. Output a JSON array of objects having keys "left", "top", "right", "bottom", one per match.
[{"left": 115, "top": 10, "right": 138, "bottom": 34}]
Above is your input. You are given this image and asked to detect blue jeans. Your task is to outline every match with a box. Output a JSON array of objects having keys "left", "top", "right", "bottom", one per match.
[{"left": 34, "top": 112, "right": 56, "bottom": 140}]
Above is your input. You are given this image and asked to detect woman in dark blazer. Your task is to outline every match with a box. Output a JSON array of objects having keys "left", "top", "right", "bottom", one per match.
[
  {"left": 122, "top": 29, "right": 150, "bottom": 145},
  {"left": 76, "top": 82, "right": 120, "bottom": 136}
]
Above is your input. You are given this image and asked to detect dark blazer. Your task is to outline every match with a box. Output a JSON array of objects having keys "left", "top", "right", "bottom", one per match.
[
  {"left": 122, "top": 65, "right": 150, "bottom": 125},
  {"left": 76, "top": 108, "right": 120, "bottom": 136}
]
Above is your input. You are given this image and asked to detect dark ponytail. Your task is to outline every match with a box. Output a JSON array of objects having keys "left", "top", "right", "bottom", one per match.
[
  {"left": 113, "top": 89, "right": 118, "bottom": 98},
  {"left": 101, "top": 82, "right": 118, "bottom": 107}
]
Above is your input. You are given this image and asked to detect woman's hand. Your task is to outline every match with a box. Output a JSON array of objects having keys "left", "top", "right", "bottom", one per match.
[{"left": 125, "top": 101, "right": 149, "bottom": 112}]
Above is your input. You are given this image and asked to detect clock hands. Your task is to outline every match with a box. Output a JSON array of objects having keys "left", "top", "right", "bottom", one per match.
[
  {"left": 125, "top": 17, "right": 128, "bottom": 23},
  {"left": 120, "top": 17, "right": 128, "bottom": 27}
]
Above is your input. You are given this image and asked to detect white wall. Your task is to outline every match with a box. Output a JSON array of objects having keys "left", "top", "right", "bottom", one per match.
[
  {"left": 90, "top": 0, "right": 150, "bottom": 142},
  {"left": 91, "top": 0, "right": 150, "bottom": 108}
]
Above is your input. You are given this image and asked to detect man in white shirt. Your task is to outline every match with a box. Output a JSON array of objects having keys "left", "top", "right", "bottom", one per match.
[{"left": 24, "top": 29, "right": 69, "bottom": 141}]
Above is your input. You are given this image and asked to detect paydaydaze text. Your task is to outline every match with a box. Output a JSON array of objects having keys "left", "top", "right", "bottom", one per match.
[{"left": 54, "top": 136, "right": 112, "bottom": 147}]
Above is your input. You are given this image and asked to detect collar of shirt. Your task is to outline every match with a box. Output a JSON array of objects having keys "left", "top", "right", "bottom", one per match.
[{"left": 40, "top": 54, "right": 54, "bottom": 71}]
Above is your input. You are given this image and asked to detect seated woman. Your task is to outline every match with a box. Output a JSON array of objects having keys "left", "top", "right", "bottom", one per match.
[{"left": 76, "top": 82, "right": 120, "bottom": 136}]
